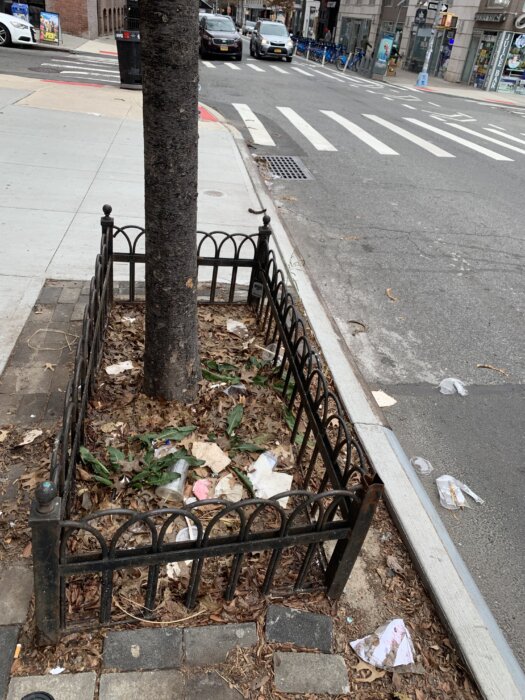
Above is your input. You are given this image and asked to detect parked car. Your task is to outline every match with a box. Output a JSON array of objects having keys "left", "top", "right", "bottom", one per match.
[
  {"left": 199, "top": 14, "right": 242, "bottom": 60},
  {"left": 242, "top": 20, "right": 255, "bottom": 36},
  {"left": 0, "top": 11, "right": 36, "bottom": 47},
  {"left": 250, "top": 20, "right": 293, "bottom": 62}
]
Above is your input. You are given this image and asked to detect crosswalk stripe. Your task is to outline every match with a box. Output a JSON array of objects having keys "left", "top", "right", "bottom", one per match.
[
  {"left": 404, "top": 118, "right": 512, "bottom": 161},
  {"left": 232, "top": 103, "right": 275, "bottom": 146},
  {"left": 277, "top": 106, "right": 337, "bottom": 151},
  {"left": 271, "top": 66, "right": 289, "bottom": 74},
  {"left": 485, "top": 128, "right": 525, "bottom": 145},
  {"left": 448, "top": 124, "right": 525, "bottom": 154},
  {"left": 42, "top": 62, "right": 119, "bottom": 74},
  {"left": 291, "top": 66, "right": 314, "bottom": 76},
  {"left": 51, "top": 57, "right": 117, "bottom": 64},
  {"left": 202, "top": 61, "right": 215, "bottom": 68},
  {"left": 384, "top": 96, "right": 394, "bottom": 101},
  {"left": 364, "top": 114, "right": 454, "bottom": 157},
  {"left": 321, "top": 110, "right": 398, "bottom": 155},
  {"left": 247, "top": 64, "right": 265, "bottom": 72},
  {"left": 226, "top": 64, "right": 241, "bottom": 70},
  {"left": 59, "top": 74, "right": 119, "bottom": 83},
  {"left": 428, "top": 101, "right": 441, "bottom": 107},
  {"left": 487, "top": 123, "right": 505, "bottom": 130},
  {"left": 311, "top": 69, "right": 344, "bottom": 83},
  {"left": 402, "top": 104, "right": 417, "bottom": 110}
]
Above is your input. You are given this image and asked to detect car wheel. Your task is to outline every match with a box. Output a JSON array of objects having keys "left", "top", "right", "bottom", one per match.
[
  {"left": 0, "top": 23, "right": 12, "bottom": 47},
  {"left": 286, "top": 57, "right": 292, "bottom": 63},
  {"left": 250, "top": 42, "right": 254, "bottom": 57},
  {"left": 235, "top": 53, "right": 242, "bottom": 61}
]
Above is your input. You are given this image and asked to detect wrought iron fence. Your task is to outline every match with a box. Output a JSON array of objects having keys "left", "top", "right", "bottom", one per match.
[{"left": 30, "top": 205, "right": 383, "bottom": 644}]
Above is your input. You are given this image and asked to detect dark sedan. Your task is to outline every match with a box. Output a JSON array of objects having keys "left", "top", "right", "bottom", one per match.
[{"left": 199, "top": 15, "right": 242, "bottom": 60}]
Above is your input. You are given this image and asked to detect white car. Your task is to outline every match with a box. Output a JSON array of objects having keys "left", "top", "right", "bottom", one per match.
[{"left": 0, "top": 12, "right": 36, "bottom": 47}]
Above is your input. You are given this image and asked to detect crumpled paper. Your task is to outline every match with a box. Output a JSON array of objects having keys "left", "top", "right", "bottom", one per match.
[
  {"left": 350, "top": 619, "right": 415, "bottom": 669},
  {"left": 248, "top": 451, "right": 293, "bottom": 507}
]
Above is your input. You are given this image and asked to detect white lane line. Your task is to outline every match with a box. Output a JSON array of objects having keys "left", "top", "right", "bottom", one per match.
[
  {"left": 247, "top": 64, "right": 265, "bottom": 72},
  {"left": 402, "top": 104, "right": 417, "bottom": 110},
  {"left": 485, "top": 128, "right": 525, "bottom": 145},
  {"left": 50, "top": 57, "right": 117, "bottom": 64},
  {"left": 321, "top": 110, "right": 398, "bottom": 155},
  {"left": 277, "top": 106, "right": 337, "bottom": 151},
  {"left": 291, "top": 66, "right": 314, "bottom": 76},
  {"left": 488, "top": 123, "right": 505, "bottom": 130},
  {"left": 364, "top": 114, "right": 454, "bottom": 157},
  {"left": 202, "top": 61, "right": 215, "bottom": 68},
  {"left": 366, "top": 89, "right": 376, "bottom": 94},
  {"left": 311, "top": 69, "right": 345, "bottom": 82},
  {"left": 226, "top": 63, "right": 241, "bottom": 70},
  {"left": 428, "top": 101, "right": 441, "bottom": 107},
  {"left": 42, "top": 62, "right": 119, "bottom": 74},
  {"left": 384, "top": 96, "right": 394, "bottom": 101},
  {"left": 338, "top": 72, "right": 380, "bottom": 86},
  {"left": 448, "top": 123, "right": 525, "bottom": 154},
  {"left": 232, "top": 103, "right": 275, "bottom": 146},
  {"left": 271, "top": 65, "right": 289, "bottom": 74},
  {"left": 404, "top": 118, "right": 513, "bottom": 161}
]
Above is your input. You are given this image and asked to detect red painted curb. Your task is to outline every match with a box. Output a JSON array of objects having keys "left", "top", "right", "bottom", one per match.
[
  {"left": 99, "top": 50, "right": 118, "bottom": 55},
  {"left": 198, "top": 106, "right": 218, "bottom": 122},
  {"left": 41, "top": 79, "right": 105, "bottom": 88}
]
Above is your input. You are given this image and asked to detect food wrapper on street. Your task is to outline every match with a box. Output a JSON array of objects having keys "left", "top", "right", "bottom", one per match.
[
  {"left": 435, "top": 474, "right": 484, "bottom": 510},
  {"left": 350, "top": 618, "right": 415, "bottom": 669}
]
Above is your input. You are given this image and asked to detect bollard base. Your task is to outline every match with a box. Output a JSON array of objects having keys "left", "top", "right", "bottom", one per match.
[{"left": 416, "top": 71, "right": 428, "bottom": 87}]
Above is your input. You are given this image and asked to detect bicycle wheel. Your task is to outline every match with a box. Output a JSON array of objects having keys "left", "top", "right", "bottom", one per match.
[{"left": 336, "top": 55, "right": 347, "bottom": 71}]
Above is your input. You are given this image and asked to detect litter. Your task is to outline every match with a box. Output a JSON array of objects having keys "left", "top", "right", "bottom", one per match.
[
  {"left": 439, "top": 377, "right": 468, "bottom": 396},
  {"left": 192, "top": 478, "right": 212, "bottom": 500},
  {"left": 214, "top": 473, "right": 244, "bottom": 502},
  {"left": 261, "top": 342, "right": 283, "bottom": 366},
  {"left": 248, "top": 451, "right": 293, "bottom": 507},
  {"left": 14, "top": 643, "right": 21, "bottom": 659},
  {"left": 49, "top": 666, "right": 65, "bottom": 675},
  {"left": 17, "top": 429, "right": 43, "bottom": 447},
  {"left": 386, "top": 555, "right": 404, "bottom": 575},
  {"left": 371, "top": 390, "right": 397, "bottom": 407},
  {"left": 0, "top": 429, "right": 8, "bottom": 443},
  {"left": 105, "top": 360, "right": 134, "bottom": 375},
  {"left": 350, "top": 619, "right": 415, "bottom": 669},
  {"left": 155, "top": 459, "right": 189, "bottom": 504},
  {"left": 410, "top": 456, "right": 434, "bottom": 475},
  {"left": 176, "top": 525, "right": 198, "bottom": 543},
  {"left": 435, "top": 475, "right": 484, "bottom": 510},
  {"left": 227, "top": 319, "right": 249, "bottom": 339},
  {"left": 192, "top": 441, "right": 231, "bottom": 474},
  {"left": 223, "top": 383, "right": 247, "bottom": 398},
  {"left": 122, "top": 316, "right": 137, "bottom": 323}
]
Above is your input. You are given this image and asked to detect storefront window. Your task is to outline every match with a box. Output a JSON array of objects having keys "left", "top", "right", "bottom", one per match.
[
  {"left": 472, "top": 32, "right": 497, "bottom": 87},
  {"left": 497, "top": 33, "right": 525, "bottom": 91}
]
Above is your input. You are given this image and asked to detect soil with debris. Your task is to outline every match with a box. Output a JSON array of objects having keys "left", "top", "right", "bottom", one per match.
[{"left": 2, "top": 304, "right": 480, "bottom": 698}]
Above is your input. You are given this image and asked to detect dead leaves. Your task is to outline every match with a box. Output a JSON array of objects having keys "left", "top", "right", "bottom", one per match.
[
  {"left": 476, "top": 363, "right": 508, "bottom": 377},
  {"left": 386, "top": 288, "right": 398, "bottom": 302},
  {"left": 352, "top": 660, "right": 386, "bottom": 683}
]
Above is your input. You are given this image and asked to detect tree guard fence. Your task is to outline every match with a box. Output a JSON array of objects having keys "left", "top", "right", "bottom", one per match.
[{"left": 29, "top": 205, "right": 383, "bottom": 644}]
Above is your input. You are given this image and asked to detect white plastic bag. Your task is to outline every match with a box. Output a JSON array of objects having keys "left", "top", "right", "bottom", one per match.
[
  {"left": 410, "top": 456, "right": 433, "bottom": 475},
  {"left": 439, "top": 378, "right": 468, "bottom": 396},
  {"left": 436, "top": 475, "right": 484, "bottom": 510}
]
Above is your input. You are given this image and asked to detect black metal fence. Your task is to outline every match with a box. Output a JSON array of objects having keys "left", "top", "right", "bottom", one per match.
[{"left": 30, "top": 205, "right": 383, "bottom": 644}]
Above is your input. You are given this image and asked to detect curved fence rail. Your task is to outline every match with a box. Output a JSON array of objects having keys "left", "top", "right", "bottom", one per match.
[{"left": 30, "top": 205, "right": 383, "bottom": 644}]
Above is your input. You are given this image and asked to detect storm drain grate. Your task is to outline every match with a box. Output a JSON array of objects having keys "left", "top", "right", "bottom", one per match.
[{"left": 256, "top": 155, "right": 313, "bottom": 180}]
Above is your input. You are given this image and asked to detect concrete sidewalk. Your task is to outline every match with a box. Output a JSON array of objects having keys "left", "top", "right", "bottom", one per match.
[{"left": 0, "top": 72, "right": 524, "bottom": 699}]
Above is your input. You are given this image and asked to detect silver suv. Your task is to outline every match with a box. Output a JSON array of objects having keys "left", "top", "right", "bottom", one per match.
[{"left": 250, "top": 20, "right": 293, "bottom": 62}]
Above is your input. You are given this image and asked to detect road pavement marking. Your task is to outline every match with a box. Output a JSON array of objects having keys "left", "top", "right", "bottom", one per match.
[
  {"left": 291, "top": 66, "right": 314, "bottom": 76},
  {"left": 448, "top": 124, "right": 525, "bottom": 154},
  {"left": 311, "top": 69, "right": 345, "bottom": 82},
  {"left": 226, "top": 64, "right": 241, "bottom": 70},
  {"left": 202, "top": 61, "right": 215, "bottom": 68},
  {"left": 247, "top": 64, "right": 265, "bottom": 72},
  {"left": 42, "top": 62, "right": 119, "bottom": 74},
  {"left": 277, "top": 106, "right": 337, "bottom": 151},
  {"left": 58, "top": 73, "right": 120, "bottom": 83},
  {"left": 366, "top": 89, "right": 376, "bottom": 93},
  {"left": 402, "top": 104, "right": 417, "bottom": 110},
  {"left": 384, "top": 96, "right": 394, "bottom": 101},
  {"left": 488, "top": 123, "right": 505, "bottom": 130},
  {"left": 485, "top": 128, "right": 525, "bottom": 145},
  {"left": 321, "top": 110, "right": 398, "bottom": 155},
  {"left": 428, "top": 101, "right": 441, "bottom": 107},
  {"left": 232, "top": 103, "right": 275, "bottom": 146},
  {"left": 271, "top": 66, "right": 289, "bottom": 74},
  {"left": 364, "top": 114, "right": 454, "bottom": 157},
  {"left": 404, "top": 118, "right": 513, "bottom": 161}
]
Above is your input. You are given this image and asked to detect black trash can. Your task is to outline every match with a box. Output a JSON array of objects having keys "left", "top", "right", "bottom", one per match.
[{"left": 115, "top": 30, "right": 142, "bottom": 89}]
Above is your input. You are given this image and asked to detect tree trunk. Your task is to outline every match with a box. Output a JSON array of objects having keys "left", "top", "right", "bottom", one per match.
[{"left": 141, "top": 0, "right": 201, "bottom": 402}]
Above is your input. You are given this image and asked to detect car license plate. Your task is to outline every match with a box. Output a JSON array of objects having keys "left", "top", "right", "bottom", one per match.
[
  {"left": 220, "top": 45, "right": 228, "bottom": 51},
  {"left": 274, "top": 48, "right": 282, "bottom": 53}
]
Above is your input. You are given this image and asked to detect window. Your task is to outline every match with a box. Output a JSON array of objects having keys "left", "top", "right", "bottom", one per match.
[{"left": 486, "top": 0, "right": 510, "bottom": 7}]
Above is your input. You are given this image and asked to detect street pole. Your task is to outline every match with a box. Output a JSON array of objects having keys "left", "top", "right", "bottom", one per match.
[{"left": 416, "top": 3, "right": 444, "bottom": 86}]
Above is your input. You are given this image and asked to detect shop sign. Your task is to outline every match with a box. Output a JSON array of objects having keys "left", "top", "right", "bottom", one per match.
[
  {"left": 11, "top": 3, "right": 29, "bottom": 22},
  {"left": 488, "top": 30, "right": 513, "bottom": 90},
  {"left": 475, "top": 12, "right": 506, "bottom": 22},
  {"left": 515, "top": 13, "right": 525, "bottom": 30},
  {"left": 39, "top": 11, "right": 60, "bottom": 44}
]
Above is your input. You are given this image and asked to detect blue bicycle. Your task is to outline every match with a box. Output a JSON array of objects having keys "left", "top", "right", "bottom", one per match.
[{"left": 336, "top": 48, "right": 365, "bottom": 72}]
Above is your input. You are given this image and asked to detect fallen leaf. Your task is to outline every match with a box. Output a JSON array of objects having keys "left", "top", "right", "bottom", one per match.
[
  {"left": 44, "top": 363, "right": 56, "bottom": 371},
  {"left": 386, "top": 288, "right": 398, "bottom": 302},
  {"left": 476, "top": 363, "right": 508, "bottom": 377},
  {"left": 22, "top": 542, "right": 32, "bottom": 558},
  {"left": 0, "top": 429, "right": 9, "bottom": 443},
  {"left": 386, "top": 554, "right": 404, "bottom": 575},
  {"left": 347, "top": 320, "right": 367, "bottom": 335},
  {"left": 352, "top": 660, "right": 386, "bottom": 683},
  {"left": 17, "top": 429, "right": 43, "bottom": 447},
  {"left": 393, "top": 693, "right": 411, "bottom": 700}
]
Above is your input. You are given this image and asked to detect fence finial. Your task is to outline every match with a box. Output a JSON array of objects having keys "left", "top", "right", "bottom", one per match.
[
  {"left": 102, "top": 204, "right": 113, "bottom": 218},
  {"left": 262, "top": 213, "right": 271, "bottom": 228},
  {"left": 35, "top": 481, "right": 57, "bottom": 514}
]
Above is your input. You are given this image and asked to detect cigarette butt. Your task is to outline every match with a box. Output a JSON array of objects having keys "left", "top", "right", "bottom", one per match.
[{"left": 14, "top": 644, "right": 21, "bottom": 659}]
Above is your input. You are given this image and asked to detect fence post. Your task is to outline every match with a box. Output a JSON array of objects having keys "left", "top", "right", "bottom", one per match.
[
  {"left": 325, "top": 480, "right": 383, "bottom": 599},
  {"left": 29, "top": 481, "right": 62, "bottom": 645},
  {"left": 101, "top": 204, "right": 114, "bottom": 305},
  {"left": 248, "top": 214, "right": 272, "bottom": 305}
]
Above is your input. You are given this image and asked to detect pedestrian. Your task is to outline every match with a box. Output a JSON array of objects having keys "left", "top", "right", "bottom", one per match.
[
  {"left": 324, "top": 28, "right": 332, "bottom": 43},
  {"left": 361, "top": 36, "right": 372, "bottom": 53}
]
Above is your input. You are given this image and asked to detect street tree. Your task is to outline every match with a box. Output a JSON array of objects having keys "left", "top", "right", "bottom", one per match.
[{"left": 141, "top": 0, "right": 201, "bottom": 402}]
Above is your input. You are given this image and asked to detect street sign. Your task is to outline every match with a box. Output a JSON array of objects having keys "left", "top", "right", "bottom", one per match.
[
  {"left": 415, "top": 8, "right": 427, "bottom": 24},
  {"left": 428, "top": 2, "right": 447, "bottom": 10}
]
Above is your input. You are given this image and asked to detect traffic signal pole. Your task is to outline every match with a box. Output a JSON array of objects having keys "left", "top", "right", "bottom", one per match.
[{"left": 416, "top": 3, "right": 445, "bottom": 86}]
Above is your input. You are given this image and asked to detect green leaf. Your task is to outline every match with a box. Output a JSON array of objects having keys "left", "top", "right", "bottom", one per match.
[
  {"left": 273, "top": 378, "right": 295, "bottom": 401},
  {"left": 205, "top": 360, "right": 239, "bottom": 373},
  {"left": 246, "top": 356, "right": 264, "bottom": 369},
  {"left": 226, "top": 404, "right": 244, "bottom": 437},
  {"left": 107, "top": 447, "right": 126, "bottom": 471},
  {"left": 202, "top": 368, "right": 241, "bottom": 384},
  {"left": 93, "top": 474, "right": 114, "bottom": 488},
  {"left": 252, "top": 374, "right": 269, "bottom": 386},
  {"left": 231, "top": 442, "right": 266, "bottom": 454},
  {"left": 132, "top": 425, "right": 196, "bottom": 448},
  {"left": 283, "top": 408, "right": 304, "bottom": 446},
  {"left": 79, "top": 446, "right": 110, "bottom": 477},
  {"left": 229, "top": 466, "right": 255, "bottom": 497}
]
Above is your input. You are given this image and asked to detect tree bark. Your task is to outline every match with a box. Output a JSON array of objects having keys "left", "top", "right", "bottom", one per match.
[{"left": 141, "top": 0, "right": 201, "bottom": 401}]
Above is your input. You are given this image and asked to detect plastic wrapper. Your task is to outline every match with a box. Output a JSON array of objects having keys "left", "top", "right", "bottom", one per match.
[
  {"left": 439, "top": 377, "right": 468, "bottom": 396},
  {"left": 350, "top": 619, "right": 415, "bottom": 669},
  {"left": 435, "top": 474, "right": 484, "bottom": 510},
  {"left": 410, "top": 456, "right": 434, "bottom": 475}
]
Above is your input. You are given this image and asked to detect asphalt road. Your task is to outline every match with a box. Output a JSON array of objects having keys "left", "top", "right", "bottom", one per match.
[
  {"left": 197, "top": 40, "right": 525, "bottom": 666},
  {"left": 1, "top": 41, "right": 524, "bottom": 667}
]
